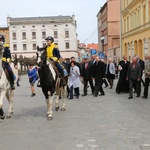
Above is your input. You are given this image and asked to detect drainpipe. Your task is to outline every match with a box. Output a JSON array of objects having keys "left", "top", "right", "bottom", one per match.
[{"left": 120, "top": 0, "right": 122, "bottom": 60}]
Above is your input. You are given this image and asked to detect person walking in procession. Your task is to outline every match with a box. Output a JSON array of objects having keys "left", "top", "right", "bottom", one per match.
[
  {"left": 142, "top": 55, "right": 150, "bottom": 99},
  {"left": 68, "top": 61, "right": 80, "bottom": 99},
  {"left": 28, "top": 63, "right": 38, "bottom": 97},
  {"left": 126, "top": 56, "right": 141, "bottom": 99}
]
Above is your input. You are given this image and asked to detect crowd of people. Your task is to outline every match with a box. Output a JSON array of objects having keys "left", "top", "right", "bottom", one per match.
[
  {"left": 26, "top": 53, "right": 150, "bottom": 100},
  {"left": 1, "top": 34, "right": 149, "bottom": 100},
  {"left": 62, "top": 54, "right": 150, "bottom": 100}
]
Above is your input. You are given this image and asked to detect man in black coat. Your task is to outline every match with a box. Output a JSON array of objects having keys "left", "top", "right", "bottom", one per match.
[
  {"left": 116, "top": 55, "right": 130, "bottom": 93},
  {"left": 136, "top": 55, "right": 145, "bottom": 87},
  {"left": 92, "top": 56, "right": 105, "bottom": 97},
  {"left": 81, "top": 57, "right": 94, "bottom": 96}
]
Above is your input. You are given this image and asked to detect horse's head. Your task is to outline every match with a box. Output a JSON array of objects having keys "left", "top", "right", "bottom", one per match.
[{"left": 36, "top": 49, "right": 47, "bottom": 66}]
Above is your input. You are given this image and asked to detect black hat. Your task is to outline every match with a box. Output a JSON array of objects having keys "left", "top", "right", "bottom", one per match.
[{"left": 45, "top": 36, "right": 54, "bottom": 42}]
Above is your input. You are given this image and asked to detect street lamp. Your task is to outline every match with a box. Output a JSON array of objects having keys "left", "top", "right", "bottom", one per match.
[{"left": 100, "top": 36, "right": 105, "bottom": 52}]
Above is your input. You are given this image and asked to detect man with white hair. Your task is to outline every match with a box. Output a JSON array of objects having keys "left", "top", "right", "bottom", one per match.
[{"left": 126, "top": 56, "right": 141, "bottom": 99}]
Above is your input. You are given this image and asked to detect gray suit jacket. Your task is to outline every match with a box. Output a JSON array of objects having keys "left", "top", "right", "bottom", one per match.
[{"left": 127, "top": 63, "right": 141, "bottom": 80}]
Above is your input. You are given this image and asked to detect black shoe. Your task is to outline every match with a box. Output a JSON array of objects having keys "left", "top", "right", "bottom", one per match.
[
  {"left": 11, "top": 85, "right": 15, "bottom": 90},
  {"left": 82, "top": 94, "right": 87, "bottom": 96},
  {"left": 104, "top": 85, "right": 108, "bottom": 88},
  {"left": 99, "top": 93, "right": 105, "bottom": 96},
  {"left": 128, "top": 96, "right": 133, "bottom": 99},
  {"left": 136, "top": 95, "right": 140, "bottom": 98},
  {"left": 37, "top": 80, "right": 41, "bottom": 87},
  {"left": 142, "top": 96, "right": 147, "bottom": 99},
  {"left": 31, "top": 93, "right": 36, "bottom": 97},
  {"left": 94, "top": 94, "right": 98, "bottom": 97},
  {"left": 116, "top": 91, "right": 120, "bottom": 94},
  {"left": 61, "top": 78, "right": 66, "bottom": 86},
  {"left": 17, "top": 84, "right": 20, "bottom": 86},
  {"left": 76, "top": 96, "right": 79, "bottom": 99}
]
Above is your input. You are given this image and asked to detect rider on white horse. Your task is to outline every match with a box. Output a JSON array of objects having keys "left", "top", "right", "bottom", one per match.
[
  {"left": 37, "top": 36, "right": 66, "bottom": 85},
  {"left": 0, "top": 35, "right": 15, "bottom": 90}
]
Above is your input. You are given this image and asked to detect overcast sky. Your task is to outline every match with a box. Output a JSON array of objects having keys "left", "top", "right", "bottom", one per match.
[{"left": 0, "top": 0, "right": 106, "bottom": 44}]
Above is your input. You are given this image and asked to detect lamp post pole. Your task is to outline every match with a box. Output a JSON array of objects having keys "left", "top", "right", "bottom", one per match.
[{"left": 100, "top": 36, "right": 105, "bottom": 59}]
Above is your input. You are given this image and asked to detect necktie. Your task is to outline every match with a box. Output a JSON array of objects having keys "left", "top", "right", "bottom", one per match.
[{"left": 85, "top": 63, "right": 88, "bottom": 69}]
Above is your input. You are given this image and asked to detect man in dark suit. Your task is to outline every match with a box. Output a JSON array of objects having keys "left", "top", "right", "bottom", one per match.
[
  {"left": 126, "top": 56, "right": 141, "bottom": 99},
  {"left": 81, "top": 56, "right": 94, "bottom": 96},
  {"left": 92, "top": 56, "right": 105, "bottom": 97},
  {"left": 136, "top": 55, "right": 145, "bottom": 87}
]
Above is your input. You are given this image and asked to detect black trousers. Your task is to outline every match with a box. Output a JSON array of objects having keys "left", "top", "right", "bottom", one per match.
[
  {"left": 143, "top": 78, "right": 150, "bottom": 98},
  {"left": 3, "top": 62, "right": 14, "bottom": 85},
  {"left": 83, "top": 78, "right": 94, "bottom": 95},
  {"left": 94, "top": 79, "right": 105, "bottom": 96},
  {"left": 103, "top": 79, "right": 108, "bottom": 86},
  {"left": 129, "top": 79, "right": 140, "bottom": 97}
]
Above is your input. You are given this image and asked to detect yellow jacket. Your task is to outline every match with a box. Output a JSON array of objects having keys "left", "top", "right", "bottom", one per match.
[{"left": 47, "top": 43, "right": 60, "bottom": 62}]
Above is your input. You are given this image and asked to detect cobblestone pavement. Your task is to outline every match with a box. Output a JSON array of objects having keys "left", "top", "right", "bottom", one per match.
[{"left": 0, "top": 75, "right": 150, "bottom": 150}]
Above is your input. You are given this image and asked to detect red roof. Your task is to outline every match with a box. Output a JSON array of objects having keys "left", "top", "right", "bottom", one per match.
[{"left": 87, "top": 43, "right": 98, "bottom": 51}]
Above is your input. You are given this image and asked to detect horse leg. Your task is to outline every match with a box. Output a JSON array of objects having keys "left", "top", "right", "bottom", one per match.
[
  {"left": 6, "top": 90, "right": 14, "bottom": 119},
  {"left": 55, "top": 89, "right": 60, "bottom": 111},
  {"left": 61, "top": 86, "right": 66, "bottom": 111},
  {"left": 0, "top": 90, "right": 6, "bottom": 119},
  {"left": 47, "top": 95, "right": 54, "bottom": 120}
]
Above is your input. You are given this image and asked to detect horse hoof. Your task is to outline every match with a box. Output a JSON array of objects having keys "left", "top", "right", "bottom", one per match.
[
  {"left": 47, "top": 116, "right": 53, "bottom": 121},
  {"left": 0, "top": 115, "right": 5, "bottom": 120},
  {"left": 10, "top": 112, "right": 13, "bottom": 114},
  {"left": 55, "top": 106, "right": 59, "bottom": 111},
  {"left": 61, "top": 108, "right": 66, "bottom": 111},
  {"left": 6, "top": 115, "right": 11, "bottom": 119}
]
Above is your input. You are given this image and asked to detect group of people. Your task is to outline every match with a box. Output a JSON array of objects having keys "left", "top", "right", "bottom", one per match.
[
  {"left": 116, "top": 55, "right": 150, "bottom": 99},
  {"left": 0, "top": 34, "right": 149, "bottom": 100},
  {"left": 64, "top": 54, "right": 150, "bottom": 100}
]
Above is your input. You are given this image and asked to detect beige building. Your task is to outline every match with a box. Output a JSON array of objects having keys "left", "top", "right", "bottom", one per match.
[
  {"left": 0, "top": 27, "right": 9, "bottom": 44},
  {"left": 7, "top": 15, "right": 78, "bottom": 59},
  {"left": 121, "top": 0, "right": 150, "bottom": 61},
  {"left": 97, "top": 0, "right": 120, "bottom": 62}
]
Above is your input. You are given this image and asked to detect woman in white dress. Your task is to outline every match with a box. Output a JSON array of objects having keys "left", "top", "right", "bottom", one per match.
[{"left": 69, "top": 61, "right": 80, "bottom": 99}]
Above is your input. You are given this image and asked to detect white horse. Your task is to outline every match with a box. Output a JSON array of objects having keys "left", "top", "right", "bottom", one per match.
[
  {"left": 0, "top": 49, "right": 18, "bottom": 119},
  {"left": 36, "top": 49, "right": 68, "bottom": 120}
]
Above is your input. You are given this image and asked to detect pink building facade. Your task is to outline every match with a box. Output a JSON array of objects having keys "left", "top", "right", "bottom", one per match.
[{"left": 97, "top": 0, "right": 120, "bottom": 62}]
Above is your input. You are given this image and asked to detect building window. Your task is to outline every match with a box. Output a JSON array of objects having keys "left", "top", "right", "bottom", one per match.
[
  {"left": 42, "top": 25, "right": 45, "bottom": 27},
  {"left": 33, "top": 44, "right": 36, "bottom": 50},
  {"left": 54, "top": 31, "right": 58, "bottom": 38},
  {"left": 13, "top": 44, "right": 17, "bottom": 51},
  {"left": 23, "top": 44, "right": 27, "bottom": 50},
  {"left": 13, "top": 26, "right": 15, "bottom": 28},
  {"left": 54, "top": 25, "right": 57, "bottom": 27},
  {"left": 43, "top": 43, "right": 46, "bottom": 47},
  {"left": 42, "top": 31, "right": 46, "bottom": 39},
  {"left": 32, "top": 32, "right": 36, "bottom": 39},
  {"left": 22, "top": 32, "right": 26, "bottom": 39},
  {"left": 23, "top": 26, "right": 25, "bottom": 28},
  {"left": 12, "top": 33, "right": 16, "bottom": 40},
  {"left": 32, "top": 25, "right": 35, "bottom": 28},
  {"left": 65, "top": 42, "right": 70, "bottom": 49},
  {"left": 65, "top": 31, "right": 69, "bottom": 38},
  {"left": 65, "top": 24, "right": 68, "bottom": 27}
]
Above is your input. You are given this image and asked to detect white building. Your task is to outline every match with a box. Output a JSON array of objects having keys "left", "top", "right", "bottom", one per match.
[{"left": 7, "top": 15, "right": 78, "bottom": 59}]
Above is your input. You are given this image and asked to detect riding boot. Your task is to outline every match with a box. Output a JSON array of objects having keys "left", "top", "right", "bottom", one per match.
[
  {"left": 9, "top": 71, "right": 15, "bottom": 90},
  {"left": 60, "top": 70, "right": 66, "bottom": 86},
  {"left": 37, "top": 69, "right": 41, "bottom": 87}
]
